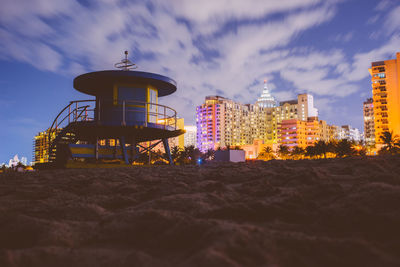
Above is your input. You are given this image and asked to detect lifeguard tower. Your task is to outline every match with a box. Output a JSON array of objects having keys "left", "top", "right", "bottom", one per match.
[{"left": 46, "top": 51, "right": 184, "bottom": 165}]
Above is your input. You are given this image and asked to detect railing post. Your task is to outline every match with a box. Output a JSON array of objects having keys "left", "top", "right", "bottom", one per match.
[
  {"left": 175, "top": 112, "right": 177, "bottom": 130},
  {"left": 75, "top": 102, "right": 78, "bottom": 121},
  {"left": 122, "top": 100, "right": 126, "bottom": 126},
  {"left": 68, "top": 105, "right": 71, "bottom": 124},
  {"left": 145, "top": 103, "right": 148, "bottom": 127},
  {"left": 95, "top": 136, "right": 99, "bottom": 160},
  {"left": 98, "top": 100, "right": 101, "bottom": 122},
  {"left": 164, "top": 106, "right": 166, "bottom": 129}
]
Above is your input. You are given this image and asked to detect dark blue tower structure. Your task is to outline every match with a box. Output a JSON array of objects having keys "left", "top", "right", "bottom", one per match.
[{"left": 47, "top": 51, "right": 184, "bottom": 166}]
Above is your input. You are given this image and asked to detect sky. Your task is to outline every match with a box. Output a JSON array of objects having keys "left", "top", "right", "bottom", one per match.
[{"left": 0, "top": 0, "right": 399, "bottom": 164}]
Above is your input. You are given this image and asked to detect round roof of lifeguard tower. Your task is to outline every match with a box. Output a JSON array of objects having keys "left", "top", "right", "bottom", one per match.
[{"left": 73, "top": 51, "right": 177, "bottom": 97}]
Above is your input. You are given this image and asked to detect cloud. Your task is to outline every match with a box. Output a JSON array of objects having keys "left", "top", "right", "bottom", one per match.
[
  {"left": 385, "top": 5, "right": 400, "bottom": 34},
  {"left": 1, "top": 0, "right": 397, "bottom": 127},
  {"left": 375, "top": 0, "right": 393, "bottom": 11},
  {"left": 331, "top": 32, "right": 354, "bottom": 42},
  {"left": 346, "top": 35, "right": 400, "bottom": 81},
  {"left": 155, "top": 0, "right": 324, "bottom": 35},
  {"left": 0, "top": 29, "right": 62, "bottom": 71}
]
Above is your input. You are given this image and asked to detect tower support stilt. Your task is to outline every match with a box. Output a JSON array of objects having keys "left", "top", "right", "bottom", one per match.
[
  {"left": 162, "top": 138, "right": 173, "bottom": 165},
  {"left": 119, "top": 136, "right": 129, "bottom": 164}
]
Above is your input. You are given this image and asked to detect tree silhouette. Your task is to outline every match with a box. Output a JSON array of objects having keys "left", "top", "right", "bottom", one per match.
[
  {"left": 182, "top": 145, "right": 202, "bottom": 164},
  {"left": 290, "top": 146, "right": 305, "bottom": 160},
  {"left": 203, "top": 149, "right": 215, "bottom": 161},
  {"left": 305, "top": 145, "right": 318, "bottom": 158},
  {"left": 258, "top": 146, "right": 275, "bottom": 160},
  {"left": 334, "top": 139, "right": 356, "bottom": 158},
  {"left": 263, "top": 146, "right": 273, "bottom": 154},
  {"left": 314, "top": 140, "right": 329, "bottom": 158},
  {"left": 277, "top": 145, "right": 290, "bottom": 159},
  {"left": 170, "top": 146, "right": 182, "bottom": 164},
  {"left": 379, "top": 131, "right": 400, "bottom": 155}
]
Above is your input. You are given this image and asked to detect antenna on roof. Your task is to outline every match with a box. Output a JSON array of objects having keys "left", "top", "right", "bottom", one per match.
[{"left": 114, "top": 50, "right": 137, "bottom": 71}]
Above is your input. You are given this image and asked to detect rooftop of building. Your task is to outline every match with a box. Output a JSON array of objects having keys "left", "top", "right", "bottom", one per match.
[
  {"left": 371, "top": 61, "right": 385, "bottom": 67},
  {"left": 279, "top": 100, "right": 297, "bottom": 105}
]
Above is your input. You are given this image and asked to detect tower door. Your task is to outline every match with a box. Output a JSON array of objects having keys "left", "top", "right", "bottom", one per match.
[{"left": 148, "top": 88, "right": 158, "bottom": 123}]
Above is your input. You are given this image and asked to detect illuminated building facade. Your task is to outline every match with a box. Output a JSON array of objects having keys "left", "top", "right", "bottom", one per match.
[
  {"left": 369, "top": 52, "right": 400, "bottom": 144},
  {"left": 278, "top": 117, "right": 329, "bottom": 148},
  {"left": 255, "top": 80, "right": 277, "bottom": 108},
  {"left": 278, "top": 119, "right": 307, "bottom": 148},
  {"left": 184, "top": 125, "right": 197, "bottom": 147},
  {"left": 340, "top": 125, "right": 362, "bottom": 142},
  {"left": 305, "top": 117, "right": 323, "bottom": 146},
  {"left": 196, "top": 90, "right": 320, "bottom": 152},
  {"left": 33, "top": 129, "right": 63, "bottom": 164},
  {"left": 266, "top": 94, "right": 319, "bottom": 144},
  {"left": 196, "top": 96, "right": 268, "bottom": 151},
  {"left": 363, "top": 98, "right": 375, "bottom": 146},
  {"left": 327, "top": 125, "right": 341, "bottom": 141}
]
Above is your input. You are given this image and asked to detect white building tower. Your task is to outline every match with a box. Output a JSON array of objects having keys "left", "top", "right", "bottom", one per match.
[{"left": 256, "top": 80, "right": 277, "bottom": 108}]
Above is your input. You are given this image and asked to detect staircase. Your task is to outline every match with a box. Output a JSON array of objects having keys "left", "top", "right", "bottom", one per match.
[{"left": 46, "top": 100, "right": 95, "bottom": 164}]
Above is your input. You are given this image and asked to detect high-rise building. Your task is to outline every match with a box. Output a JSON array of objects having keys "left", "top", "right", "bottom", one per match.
[
  {"left": 363, "top": 98, "right": 375, "bottom": 146},
  {"left": 278, "top": 117, "right": 329, "bottom": 148},
  {"left": 369, "top": 52, "right": 400, "bottom": 144},
  {"left": 256, "top": 80, "right": 278, "bottom": 108},
  {"left": 341, "top": 125, "right": 362, "bottom": 142},
  {"left": 184, "top": 125, "right": 197, "bottom": 147},
  {"left": 263, "top": 93, "right": 319, "bottom": 144},
  {"left": 196, "top": 90, "right": 319, "bottom": 151},
  {"left": 327, "top": 125, "right": 341, "bottom": 141},
  {"left": 305, "top": 117, "right": 328, "bottom": 146},
  {"left": 278, "top": 119, "right": 307, "bottom": 148},
  {"left": 33, "top": 129, "right": 63, "bottom": 164},
  {"left": 196, "top": 96, "right": 268, "bottom": 151}
]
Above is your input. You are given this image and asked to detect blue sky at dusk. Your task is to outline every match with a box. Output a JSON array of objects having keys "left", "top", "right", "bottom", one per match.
[{"left": 0, "top": 0, "right": 399, "bottom": 164}]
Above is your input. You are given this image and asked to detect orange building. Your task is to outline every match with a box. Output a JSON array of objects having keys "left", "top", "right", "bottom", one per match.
[
  {"left": 278, "top": 119, "right": 307, "bottom": 148},
  {"left": 369, "top": 52, "right": 400, "bottom": 144},
  {"left": 363, "top": 98, "right": 375, "bottom": 146},
  {"left": 279, "top": 117, "right": 330, "bottom": 149},
  {"left": 305, "top": 117, "right": 320, "bottom": 146}
]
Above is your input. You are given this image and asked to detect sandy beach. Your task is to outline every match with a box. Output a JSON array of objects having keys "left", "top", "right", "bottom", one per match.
[{"left": 1, "top": 156, "right": 400, "bottom": 266}]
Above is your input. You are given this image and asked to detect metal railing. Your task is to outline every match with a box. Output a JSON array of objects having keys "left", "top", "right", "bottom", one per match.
[{"left": 47, "top": 99, "right": 178, "bottom": 157}]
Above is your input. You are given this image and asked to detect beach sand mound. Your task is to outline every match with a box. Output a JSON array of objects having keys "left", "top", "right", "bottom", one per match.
[{"left": 1, "top": 156, "right": 400, "bottom": 267}]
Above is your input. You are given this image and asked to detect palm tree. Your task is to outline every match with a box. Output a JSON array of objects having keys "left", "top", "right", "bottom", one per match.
[
  {"left": 264, "top": 146, "right": 272, "bottom": 153},
  {"left": 183, "top": 145, "right": 202, "bottom": 164},
  {"left": 379, "top": 131, "right": 400, "bottom": 155},
  {"left": 314, "top": 140, "right": 329, "bottom": 158},
  {"left": 305, "top": 145, "right": 317, "bottom": 159},
  {"left": 334, "top": 139, "right": 356, "bottom": 158},
  {"left": 258, "top": 146, "right": 275, "bottom": 160},
  {"left": 327, "top": 140, "right": 338, "bottom": 157},
  {"left": 277, "top": 144, "right": 290, "bottom": 159},
  {"left": 170, "top": 146, "right": 182, "bottom": 163},
  {"left": 203, "top": 149, "right": 215, "bottom": 161},
  {"left": 290, "top": 146, "right": 305, "bottom": 160}
]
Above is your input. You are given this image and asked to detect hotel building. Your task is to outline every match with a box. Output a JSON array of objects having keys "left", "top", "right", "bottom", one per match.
[
  {"left": 196, "top": 96, "right": 268, "bottom": 151},
  {"left": 196, "top": 81, "right": 319, "bottom": 152},
  {"left": 369, "top": 52, "right": 400, "bottom": 144},
  {"left": 340, "top": 125, "right": 362, "bottom": 142},
  {"left": 363, "top": 98, "right": 375, "bottom": 146},
  {"left": 33, "top": 129, "right": 63, "bottom": 164},
  {"left": 278, "top": 119, "right": 308, "bottom": 148},
  {"left": 278, "top": 117, "right": 329, "bottom": 148},
  {"left": 184, "top": 125, "right": 197, "bottom": 147}
]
